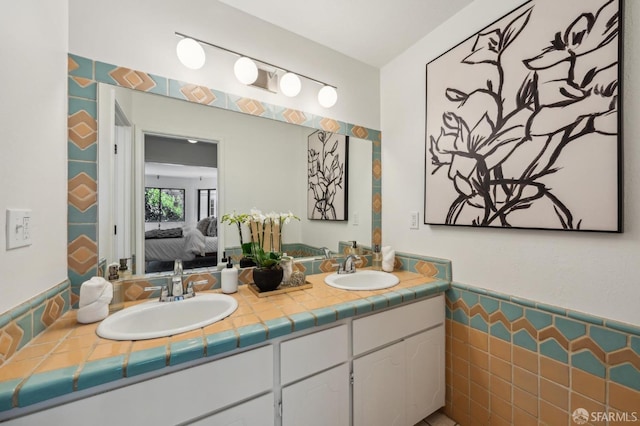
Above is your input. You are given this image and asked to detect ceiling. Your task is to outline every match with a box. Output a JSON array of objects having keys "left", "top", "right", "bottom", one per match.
[{"left": 217, "top": 0, "right": 474, "bottom": 67}]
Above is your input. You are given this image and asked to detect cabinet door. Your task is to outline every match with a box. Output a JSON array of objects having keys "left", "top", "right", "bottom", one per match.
[
  {"left": 405, "top": 326, "right": 445, "bottom": 425},
  {"left": 353, "top": 341, "right": 405, "bottom": 426},
  {"left": 190, "top": 393, "right": 274, "bottom": 425},
  {"left": 282, "top": 363, "right": 350, "bottom": 426}
]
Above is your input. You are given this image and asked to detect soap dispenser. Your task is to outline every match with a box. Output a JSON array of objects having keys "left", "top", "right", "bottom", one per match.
[
  {"left": 372, "top": 244, "right": 382, "bottom": 271},
  {"left": 221, "top": 258, "right": 238, "bottom": 294},
  {"left": 346, "top": 240, "right": 358, "bottom": 255}
]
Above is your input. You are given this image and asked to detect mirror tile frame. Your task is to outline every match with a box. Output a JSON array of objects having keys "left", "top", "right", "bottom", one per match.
[{"left": 67, "top": 54, "right": 382, "bottom": 306}]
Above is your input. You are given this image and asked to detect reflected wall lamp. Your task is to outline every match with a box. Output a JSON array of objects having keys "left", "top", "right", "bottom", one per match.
[{"left": 175, "top": 32, "right": 338, "bottom": 108}]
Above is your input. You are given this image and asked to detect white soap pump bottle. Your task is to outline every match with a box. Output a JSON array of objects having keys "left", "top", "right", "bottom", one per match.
[{"left": 221, "top": 258, "right": 238, "bottom": 294}]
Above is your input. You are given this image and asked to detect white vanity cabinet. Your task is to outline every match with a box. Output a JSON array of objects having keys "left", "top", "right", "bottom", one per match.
[
  {"left": 352, "top": 294, "right": 445, "bottom": 426},
  {"left": 280, "top": 324, "right": 350, "bottom": 426},
  {"left": 190, "top": 393, "right": 274, "bottom": 426}
]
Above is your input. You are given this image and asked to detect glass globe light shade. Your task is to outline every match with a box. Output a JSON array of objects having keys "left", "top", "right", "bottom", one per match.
[
  {"left": 280, "top": 72, "right": 302, "bottom": 97},
  {"left": 176, "top": 38, "right": 206, "bottom": 70},
  {"left": 234, "top": 57, "right": 259, "bottom": 85},
  {"left": 318, "top": 86, "right": 338, "bottom": 108}
]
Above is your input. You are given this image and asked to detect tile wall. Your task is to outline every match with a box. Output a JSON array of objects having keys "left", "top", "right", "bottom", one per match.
[{"left": 445, "top": 284, "right": 640, "bottom": 425}]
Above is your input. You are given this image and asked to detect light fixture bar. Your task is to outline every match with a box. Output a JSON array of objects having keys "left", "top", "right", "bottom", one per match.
[{"left": 175, "top": 32, "right": 336, "bottom": 89}]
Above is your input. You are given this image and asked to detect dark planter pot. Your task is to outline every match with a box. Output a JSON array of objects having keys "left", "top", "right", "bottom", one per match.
[
  {"left": 252, "top": 267, "right": 284, "bottom": 292},
  {"left": 239, "top": 256, "right": 256, "bottom": 268}
]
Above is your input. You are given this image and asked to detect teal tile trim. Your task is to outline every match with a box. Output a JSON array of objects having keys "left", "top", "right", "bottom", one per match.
[
  {"left": 567, "top": 310, "right": 604, "bottom": 326},
  {"left": 470, "top": 315, "right": 488, "bottom": 333},
  {"left": 264, "top": 318, "right": 292, "bottom": 339},
  {"left": 289, "top": 312, "right": 316, "bottom": 332},
  {"left": 368, "top": 295, "right": 388, "bottom": 311},
  {"left": 127, "top": 347, "right": 168, "bottom": 377},
  {"left": 555, "top": 317, "right": 586, "bottom": 341},
  {"left": 610, "top": 364, "right": 640, "bottom": 391},
  {"left": 452, "top": 308, "right": 468, "bottom": 325},
  {"left": 18, "top": 367, "right": 76, "bottom": 407},
  {"left": 631, "top": 336, "right": 640, "bottom": 355},
  {"left": 395, "top": 288, "right": 416, "bottom": 302},
  {"left": 334, "top": 302, "right": 356, "bottom": 320},
  {"left": 606, "top": 320, "right": 640, "bottom": 337},
  {"left": 479, "top": 296, "right": 499, "bottom": 314},
  {"left": 237, "top": 324, "right": 267, "bottom": 348},
  {"left": 0, "top": 380, "right": 20, "bottom": 411},
  {"left": 206, "top": 330, "right": 238, "bottom": 356},
  {"left": 572, "top": 350, "right": 606, "bottom": 378},
  {"left": 501, "top": 302, "right": 523, "bottom": 322},
  {"left": 513, "top": 329, "right": 537, "bottom": 352},
  {"left": 170, "top": 338, "right": 205, "bottom": 366},
  {"left": 490, "top": 322, "right": 511, "bottom": 342},
  {"left": 77, "top": 356, "right": 125, "bottom": 391},
  {"left": 69, "top": 54, "right": 94, "bottom": 79},
  {"left": 352, "top": 299, "right": 373, "bottom": 315},
  {"left": 312, "top": 308, "right": 337, "bottom": 326},
  {"left": 525, "top": 309, "right": 552, "bottom": 330}
]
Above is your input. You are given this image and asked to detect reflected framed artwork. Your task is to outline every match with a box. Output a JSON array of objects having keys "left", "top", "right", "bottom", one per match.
[
  {"left": 424, "top": 0, "right": 622, "bottom": 232},
  {"left": 307, "top": 130, "right": 349, "bottom": 221}
]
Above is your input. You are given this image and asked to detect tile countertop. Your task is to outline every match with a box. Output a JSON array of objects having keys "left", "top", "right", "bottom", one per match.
[{"left": 0, "top": 270, "right": 449, "bottom": 414}]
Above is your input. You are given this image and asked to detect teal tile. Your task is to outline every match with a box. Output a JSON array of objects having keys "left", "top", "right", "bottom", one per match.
[
  {"left": 237, "top": 324, "right": 267, "bottom": 347},
  {"left": 631, "top": 336, "right": 640, "bottom": 355},
  {"left": 536, "top": 302, "right": 566, "bottom": 316},
  {"left": 525, "top": 309, "right": 552, "bottom": 330},
  {"left": 384, "top": 291, "right": 403, "bottom": 308},
  {"left": 490, "top": 322, "right": 511, "bottom": 342},
  {"left": 0, "top": 379, "right": 20, "bottom": 411},
  {"left": 15, "top": 314, "right": 33, "bottom": 351},
  {"left": 460, "top": 290, "right": 479, "bottom": 308},
  {"left": 77, "top": 356, "right": 125, "bottom": 390},
  {"left": 68, "top": 141, "right": 97, "bottom": 162},
  {"left": 446, "top": 306, "right": 452, "bottom": 320},
  {"left": 312, "top": 308, "right": 336, "bottom": 326},
  {"left": 18, "top": 367, "right": 76, "bottom": 407},
  {"left": 95, "top": 61, "right": 168, "bottom": 95},
  {"left": 68, "top": 54, "right": 94, "bottom": 79},
  {"left": 32, "top": 305, "right": 47, "bottom": 340},
  {"left": 10, "top": 302, "right": 30, "bottom": 320},
  {"left": 0, "top": 313, "right": 10, "bottom": 328},
  {"left": 368, "top": 295, "right": 388, "bottom": 311},
  {"left": 510, "top": 296, "right": 536, "bottom": 309},
  {"left": 446, "top": 288, "right": 461, "bottom": 303},
  {"left": 68, "top": 204, "right": 97, "bottom": 225},
  {"left": 334, "top": 303, "right": 356, "bottom": 320},
  {"left": 479, "top": 296, "right": 499, "bottom": 314},
  {"left": 170, "top": 338, "right": 205, "bottom": 365},
  {"left": 127, "top": 347, "right": 167, "bottom": 377},
  {"left": 68, "top": 223, "right": 97, "bottom": 244},
  {"left": 513, "top": 329, "right": 537, "bottom": 352},
  {"left": 289, "top": 312, "right": 316, "bottom": 332},
  {"left": 590, "top": 326, "right": 627, "bottom": 353},
  {"left": 395, "top": 288, "right": 416, "bottom": 302},
  {"left": 264, "top": 317, "right": 292, "bottom": 339},
  {"left": 68, "top": 76, "right": 97, "bottom": 100},
  {"left": 572, "top": 351, "right": 605, "bottom": 378},
  {"left": 610, "top": 364, "right": 640, "bottom": 391},
  {"left": 568, "top": 310, "right": 603, "bottom": 326},
  {"left": 540, "top": 339, "right": 568, "bottom": 363},
  {"left": 68, "top": 96, "right": 97, "bottom": 116},
  {"left": 470, "top": 315, "right": 488, "bottom": 333},
  {"left": 484, "top": 289, "right": 510, "bottom": 302},
  {"left": 168, "top": 79, "right": 226, "bottom": 108},
  {"left": 501, "top": 302, "right": 523, "bottom": 321},
  {"left": 606, "top": 320, "right": 640, "bottom": 336},
  {"left": 555, "top": 317, "right": 586, "bottom": 341},
  {"left": 452, "top": 308, "right": 468, "bottom": 325},
  {"left": 205, "top": 330, "right": 238, "bottom": 356}
]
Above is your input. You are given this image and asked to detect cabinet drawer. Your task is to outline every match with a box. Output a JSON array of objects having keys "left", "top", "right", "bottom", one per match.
[
  {"left": 353, "top": 294, "right": 444, "bottom": 356},
  {"left": 281, "top": 324, "right": 348, "bottom": 385}
]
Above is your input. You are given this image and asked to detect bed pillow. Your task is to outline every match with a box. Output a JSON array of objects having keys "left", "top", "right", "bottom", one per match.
[
  {"left": 196, "top": 217, "right": 211, "bottom": 236},
  {"left": 207, "top": 217, "right": 217, "bottom": 237}
]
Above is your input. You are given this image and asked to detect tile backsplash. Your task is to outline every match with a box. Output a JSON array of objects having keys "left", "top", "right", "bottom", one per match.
[{"left": 445, "top": 283, "right": 640, "bottom": 425}]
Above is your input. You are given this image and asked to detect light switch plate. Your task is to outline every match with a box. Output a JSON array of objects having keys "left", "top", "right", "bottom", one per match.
[{"left": 6, "top": 209, "right": 32, "bottom": 250}]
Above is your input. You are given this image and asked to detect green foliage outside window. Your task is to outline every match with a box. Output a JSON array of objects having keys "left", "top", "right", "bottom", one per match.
[{"left": 145, "top": 187, "right": 185, "bottom": 222}]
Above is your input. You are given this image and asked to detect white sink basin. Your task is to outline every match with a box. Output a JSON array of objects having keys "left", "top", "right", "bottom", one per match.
[
  {"left": 324, "top": 270, "right": 399, "bottom": 291},
  {"left": 96, "top": 293, "right": 238, "bottom": 341}
]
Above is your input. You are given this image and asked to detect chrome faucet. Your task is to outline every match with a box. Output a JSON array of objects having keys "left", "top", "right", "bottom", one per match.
[
  {"left": 338, "top": 254, "right": 360, "bottom": 274},
  {"left": 321, "top": 247, "right": 333, "bottom": 259}
]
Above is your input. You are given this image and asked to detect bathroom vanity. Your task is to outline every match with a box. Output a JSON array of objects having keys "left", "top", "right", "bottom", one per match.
[{"left": 6, "top": 284, "right": 445, "bottom": 426}]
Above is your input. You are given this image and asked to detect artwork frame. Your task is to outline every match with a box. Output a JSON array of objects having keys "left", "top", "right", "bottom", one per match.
[
  {"left": 424, "top": 0, "right": 622, "bottom": 232},
  {"left": 307, "top": 130, "right": 349, "bottom": 221}
]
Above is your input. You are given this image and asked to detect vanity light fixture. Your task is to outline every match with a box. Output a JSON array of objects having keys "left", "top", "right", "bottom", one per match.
[
  {"left": 187, "top": 139, "right": 198, "bottom": 144},
  {"left": 175, "top": 32, "right": 338, "bottom": 107}
]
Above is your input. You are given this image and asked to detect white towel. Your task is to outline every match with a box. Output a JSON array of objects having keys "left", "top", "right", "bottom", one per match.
[
  {"left": 77, "top": 277, "right": 113, "bottom": 323},
  {"left": 381, "top": 246, "right": 395, "bottom": 272}
]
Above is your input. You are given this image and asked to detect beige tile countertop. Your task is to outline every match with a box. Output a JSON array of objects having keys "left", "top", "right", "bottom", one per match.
[{"left": 0, "top": 269, "right": 449, "bottom": 413}]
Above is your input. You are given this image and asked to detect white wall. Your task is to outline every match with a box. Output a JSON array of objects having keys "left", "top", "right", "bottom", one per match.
[
  {"left": 68, "top": 0, "right": 380, "bottom": 130},
  {"left": 0, "top": 1, "right": 69, "bottom": 314},
  {"left": 381, "top": 0, "right": 639, "bottom": 325}
]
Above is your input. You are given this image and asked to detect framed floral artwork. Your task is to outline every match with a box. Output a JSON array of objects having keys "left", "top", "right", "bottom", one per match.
[
  {"left": 307, "top": 130, "right": 349, "bottom": 221},
  {"left": 425, "top": 0, "right": 622, "bottom": 232}
]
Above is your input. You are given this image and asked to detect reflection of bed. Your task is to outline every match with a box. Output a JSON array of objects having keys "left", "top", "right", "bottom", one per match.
[{"left": 144, "top": 225, "right": 218, "bottom": 273}]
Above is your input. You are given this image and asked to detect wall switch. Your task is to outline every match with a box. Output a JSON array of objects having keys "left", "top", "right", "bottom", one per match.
[
  {"left": 352, "top": 211, "right": 359, "bottom": 226},
  {"left": 410, "top": 211, "right": 419, "bottom": 229},
  {"left": 6, "top": 209, "right": 32, "bottom": 250}
]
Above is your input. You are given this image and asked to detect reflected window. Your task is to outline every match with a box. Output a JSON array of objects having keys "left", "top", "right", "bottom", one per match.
[
  {"left": 198, "top": 189, "right": 216, "bottom": 220},
  {"left": 145, "top": 187, "right": 185, "bottom": 222}
]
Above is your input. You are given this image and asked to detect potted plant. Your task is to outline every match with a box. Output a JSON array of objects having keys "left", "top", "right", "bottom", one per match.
[
  {"left": 251, "top": 244, "right": 284, "bottom": 292},
  {"left": 221, "top": 212, "right": 256, "bottom": 267}
]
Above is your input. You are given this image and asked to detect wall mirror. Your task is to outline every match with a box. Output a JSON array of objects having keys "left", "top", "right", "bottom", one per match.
[{"left": 97, "top": 83, "right": 373, "bottom": 276}]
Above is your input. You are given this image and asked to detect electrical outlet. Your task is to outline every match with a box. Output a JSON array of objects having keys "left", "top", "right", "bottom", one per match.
[{"left": 410, "top": 211, "right": 419, "bottom": 229}]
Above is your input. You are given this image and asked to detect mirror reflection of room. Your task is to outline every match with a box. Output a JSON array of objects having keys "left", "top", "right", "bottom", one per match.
[{"left": 143, "top": 135, "right": 218, "bottom": 273}]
